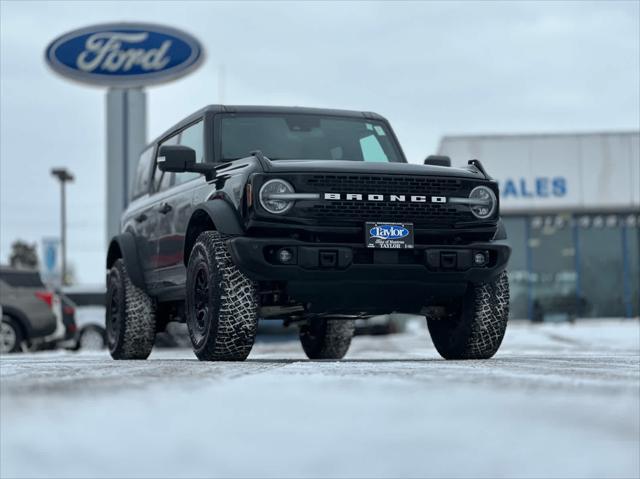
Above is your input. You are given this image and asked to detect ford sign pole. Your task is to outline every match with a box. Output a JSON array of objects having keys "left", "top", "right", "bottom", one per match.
[
  {"left": 45, "top": 23, "right": 204, "bottom": 244},
  {"left": 105, "top": 88, "right": 147, "bottom": 240}
]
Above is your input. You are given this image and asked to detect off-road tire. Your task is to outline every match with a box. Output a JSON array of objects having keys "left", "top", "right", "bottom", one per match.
[
  {"left": 427, "top": 270, "right": 510, "bottom": 360},
  {"left": 299, "top": 319, "right": 355, "bottom": 360},
  {"left": 185, "top": 231, "right": 258, "bottom": 361},
  {"left": 106, "top": 259, "right": 156, "bottom": 360},
  {"left": 1, "top": 316, "right": 23, "bottom": 354}
]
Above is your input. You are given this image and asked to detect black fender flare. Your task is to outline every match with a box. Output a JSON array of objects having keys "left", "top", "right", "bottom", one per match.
[
  {"left": 106, "top": 232, "right": 145, "bottom": 289},
  {"left": 493, "top": 219, "right": 507, "bottom": 241},
  {"left": 183, "top": 199, "right": 245, "bottom": 264},
  {"left": 198, "top": 199, "right": 245, "bottom": 235}
]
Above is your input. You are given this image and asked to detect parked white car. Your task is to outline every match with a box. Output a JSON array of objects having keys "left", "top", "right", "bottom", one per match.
[{"left": 62, "top": 287, "right": 106, "bottom": 350}]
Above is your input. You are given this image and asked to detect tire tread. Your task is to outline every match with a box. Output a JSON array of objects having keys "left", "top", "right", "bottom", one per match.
[
  {"left": 300, "top": 319, "right": 355, "bottom": 360},
  {"left": 187, "top": 231, "right": 258, "bottom": 361},
  {"left": 108, "top": 259, "right": 156, "bottom": 360},
  {"left": 428, "top": 271, "right": 510, "bottom": 360}
]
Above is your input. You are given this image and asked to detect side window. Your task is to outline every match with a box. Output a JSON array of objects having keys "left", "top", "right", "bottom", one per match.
[
  {"left": 176, "top": 120, "right": 204, "bottom": 186},
  {"left": 153, "top": 134, "right": 179, "bottom": 193},
  {"left": 132, "top": 146, "right": 154, "bottom": 199}
]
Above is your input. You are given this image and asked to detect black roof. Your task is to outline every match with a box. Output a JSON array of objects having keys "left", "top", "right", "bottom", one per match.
[{"left": 149, "top": 104, "right": 388, "bottom": 147}]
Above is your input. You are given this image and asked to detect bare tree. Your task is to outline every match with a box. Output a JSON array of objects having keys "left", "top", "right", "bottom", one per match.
[{"left": 9, "top": 240, "right": 39, "bottom": 270}]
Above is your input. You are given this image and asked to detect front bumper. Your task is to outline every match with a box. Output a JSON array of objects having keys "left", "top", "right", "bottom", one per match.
[{"left": 228, "top": 237, "right": 510, "bottom": 285}]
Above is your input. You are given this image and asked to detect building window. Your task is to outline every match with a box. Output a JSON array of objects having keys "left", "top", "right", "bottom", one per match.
[
  {"left": 528, "top": 214, "right": 578, "bottom": 322},
  {"left": 502, "top": 217, "right": 528, "bottom": 319},
  {"left": 503, "top": 213, "right": 639, "bottom": 321},
  {"left": 577, "top": 215, "right": 627, "bottom": 318},
  {"left": 624, "top": 216, "right": 640, "bottom": 317}
]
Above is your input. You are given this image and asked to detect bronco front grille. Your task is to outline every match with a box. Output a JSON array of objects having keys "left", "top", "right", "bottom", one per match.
[
  {"left": 303, "top": 201, "right": 469, "bottom": 225},
  {"left": 302, "top": 174, "right": 464, "bottom": 196},
  {"left": 290, "top": 174, "right": 482, "bottom": 227}
]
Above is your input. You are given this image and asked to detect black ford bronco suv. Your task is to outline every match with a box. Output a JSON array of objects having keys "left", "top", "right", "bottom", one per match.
[{"left": 106, "top": 105, "right": 510, "bottom": 361}]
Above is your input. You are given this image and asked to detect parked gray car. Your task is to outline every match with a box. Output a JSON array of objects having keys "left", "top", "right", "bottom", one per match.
[{"left": 0, "top": 267, "right": 59, "bottom": 353}]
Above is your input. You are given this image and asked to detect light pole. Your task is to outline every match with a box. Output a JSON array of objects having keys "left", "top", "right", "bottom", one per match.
[{"left": 50, "top": 168, "right": 74, "bottom": 286}]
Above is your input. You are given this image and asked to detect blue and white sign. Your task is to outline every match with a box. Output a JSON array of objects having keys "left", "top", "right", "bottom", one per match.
[
  {"left": 40, "top": 237, "right": 61, "bottom": 286},
  {"left": 499, "top": 177, "right": 567, "bottom": 200},
  {"left": 438, "top": 132, "right": 640, "bottom": 212},
  {"left": 45, "top": 23, "right": 204, "bottom": 87}
]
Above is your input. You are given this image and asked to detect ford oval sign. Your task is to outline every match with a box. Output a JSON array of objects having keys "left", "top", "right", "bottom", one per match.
[{"left": 45, "top": 23, "right": 204, "bottom": 87}]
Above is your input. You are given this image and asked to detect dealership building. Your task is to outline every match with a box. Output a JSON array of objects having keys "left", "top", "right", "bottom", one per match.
[{"left": 439, "top": 131, "right": 639, "bottom": 320}]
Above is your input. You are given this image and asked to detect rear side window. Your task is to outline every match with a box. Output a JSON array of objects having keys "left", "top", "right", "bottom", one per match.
[
  {"left": 153, "top": 134, "right": 179, "bottom": 193},
  {"left": 131, "top": 147, "right": 154, "bottom": 199},
  {"left": 175, "top": 121, "right": 204, "bottom": 186},
  {"left": 0, "top": 270, "right": 45, "bottom": 287}
]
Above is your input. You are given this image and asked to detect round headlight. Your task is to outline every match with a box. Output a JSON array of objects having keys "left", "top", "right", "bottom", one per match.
[
  {"left": 259, "top": 179, "right": 295, "bottom": 214},
  {"left": 469, "top": 186, "right": 497, "bottom": 219}
]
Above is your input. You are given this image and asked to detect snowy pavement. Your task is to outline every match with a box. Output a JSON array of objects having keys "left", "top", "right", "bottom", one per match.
[{"left": 1, "top": 320, "right": 639, "bottom": 478}]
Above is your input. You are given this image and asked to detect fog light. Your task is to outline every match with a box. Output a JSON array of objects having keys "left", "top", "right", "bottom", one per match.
[
  {"left": 278, "top": 248, "right": 294, "bottom": 264},
  {"left": 474, "top": 252, "right": 487, "bottom": 266}
]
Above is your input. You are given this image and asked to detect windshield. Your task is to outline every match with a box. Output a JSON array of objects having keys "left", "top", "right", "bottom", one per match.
[{"left": 220, "top": 114, "right": 403, "bottom": 162}]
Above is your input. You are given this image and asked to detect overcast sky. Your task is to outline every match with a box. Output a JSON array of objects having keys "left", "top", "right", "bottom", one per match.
[{"left": 1, "top": 0, "right": 638, "bottom": 285}]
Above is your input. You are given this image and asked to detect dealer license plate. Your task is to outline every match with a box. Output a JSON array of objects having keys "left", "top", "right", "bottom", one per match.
[{"left": 366, "top": 222, "right": 414, "bottom": 249}]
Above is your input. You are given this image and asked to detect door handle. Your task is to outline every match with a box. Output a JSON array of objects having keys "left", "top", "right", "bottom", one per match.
[
  {"left": 135, "top": 213, "right": 147, "bottom": 223},
  {"left": 158, "top": 202, "right": 173, "bottom": 214}
]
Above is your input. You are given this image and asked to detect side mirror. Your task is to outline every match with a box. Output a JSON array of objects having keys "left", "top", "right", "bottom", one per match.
[
  {"left": 157, "top": 145, "right": 196, "bottom": 172},
  {"left": 157, "top": 145, "right": 214, "bottom": 175},
  {"left": 424, "top": 155, "right": 451, "bottom": 167}
]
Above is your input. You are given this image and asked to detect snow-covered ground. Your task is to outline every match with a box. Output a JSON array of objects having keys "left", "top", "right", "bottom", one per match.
[{"left": 1, "top": 320, "right": 639, "bottom": 478}]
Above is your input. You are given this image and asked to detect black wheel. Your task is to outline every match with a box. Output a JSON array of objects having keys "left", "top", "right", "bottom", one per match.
[
  {"left": 299, "top": 319, "right": 355, "bottom": 360},
  {"left": 106, "top": 259, "right": 156, "bottom": 360},
  {"left": 427, "top": 270, "right": 510, "bottom": 360},
  {"left": 1, "top": 316, "right": 23, "bottom": 354},
  {"left": 78, "top": 326, "right": 106, "bottom": 350},
  {"left": 185, "top": 231, "right": 258, "bottom": 361}
]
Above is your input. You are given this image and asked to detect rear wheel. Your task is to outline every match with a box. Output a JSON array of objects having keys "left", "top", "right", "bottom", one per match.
[
  {"left": 185, "top": 231, "right": 259, "bottom": 361},
  {"left": 427, "top": 271, "right": 510, "bottom": 360},
  {"left": 0, "top": 316, "right": 23, "bottom": 354},
  {"left": 78, "top": 326, "right": 106, "bottom": 350},
  {"left": 106, "top": 259, "right": 156, "bottom": 360},
  {"left": 299, "top": 319, "right": 355, "bottom": 360}
]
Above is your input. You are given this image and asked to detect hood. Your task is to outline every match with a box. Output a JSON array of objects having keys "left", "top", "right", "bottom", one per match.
[{"left": 259, "top": 158, "right": 488, "bottom": 180}]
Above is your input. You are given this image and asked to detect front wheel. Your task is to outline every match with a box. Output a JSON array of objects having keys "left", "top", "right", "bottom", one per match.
[
  {"left": 185, "top": 231, "right": 259, "bottom": 361},
  {"left": 299, "top": 319, "right": 355, "bottom": 360},
  {"left": 427, "top": 270, "right": 510, "bottom": 360}
]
